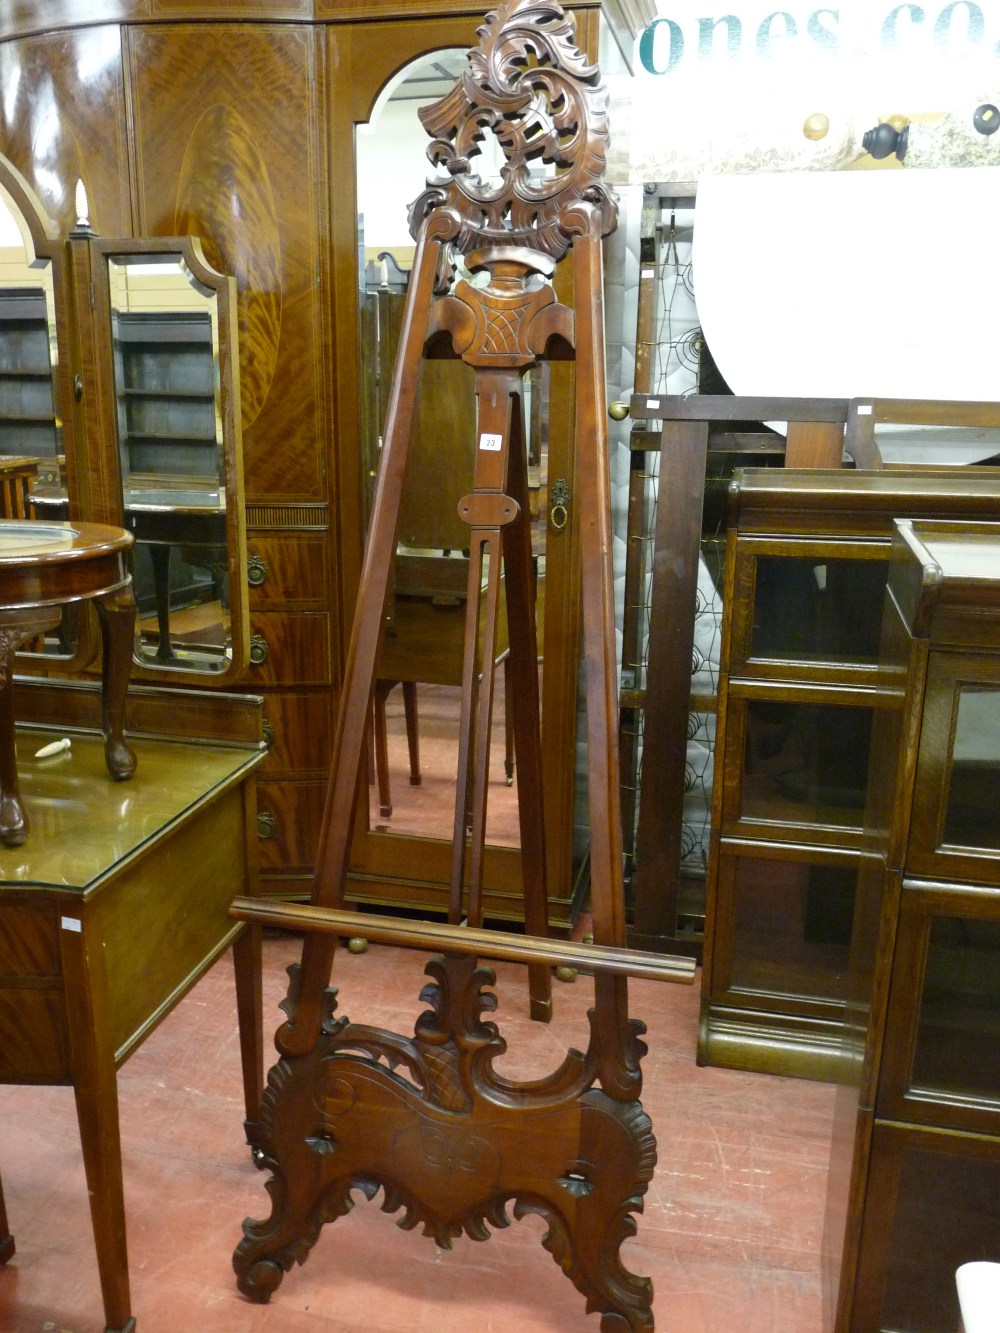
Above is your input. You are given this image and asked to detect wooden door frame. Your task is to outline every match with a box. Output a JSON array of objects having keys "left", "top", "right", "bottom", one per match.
[{"left": 327, "top": 11, "right": 600, "bottom": 923}]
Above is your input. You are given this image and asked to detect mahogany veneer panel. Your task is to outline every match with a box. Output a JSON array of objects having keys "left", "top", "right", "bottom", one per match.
[
  {"left": 0, "top": 26, "right": 131, "bottom": 237},
  {"left": 246, "top": 533, "right": 330, "bottom": 607},
  {"left": 125, "top": 22, "right": 331, "bottom": 500}
]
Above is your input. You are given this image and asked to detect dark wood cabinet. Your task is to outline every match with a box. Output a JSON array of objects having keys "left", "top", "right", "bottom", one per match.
[
  {"left": 826, "top": 518, "right": 1000, "bottom": 1333},
  {"left": 702, "top": 468, "right": 1000, "bottom": 1080}
]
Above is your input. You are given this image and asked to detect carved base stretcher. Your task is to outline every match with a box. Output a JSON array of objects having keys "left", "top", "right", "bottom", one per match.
[{"left": 230, "top": 3, "right": 694, "bottom": 1327}]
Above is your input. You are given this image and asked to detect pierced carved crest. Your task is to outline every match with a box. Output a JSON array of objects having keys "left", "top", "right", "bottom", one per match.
[{"left": 408, "top": 0, "right": 618, "bottom": 262}]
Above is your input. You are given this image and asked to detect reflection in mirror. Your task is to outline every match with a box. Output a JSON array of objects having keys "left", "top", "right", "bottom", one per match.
[
  {"left": 105, "top": 250, "right": 233, "bottom": 674},
  {"left": 357, "top": 52, "right": 551, "bottom": 850},
  {"left": 0, "top": 160, "right": 79, "bottom": 660}
]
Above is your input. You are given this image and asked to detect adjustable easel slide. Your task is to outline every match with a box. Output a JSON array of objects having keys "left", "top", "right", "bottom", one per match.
[{"left": 230, "top": 3, "right": 694, "bottom": 1327}]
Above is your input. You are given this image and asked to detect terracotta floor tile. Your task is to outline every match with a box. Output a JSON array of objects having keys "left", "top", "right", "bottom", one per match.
[{"left": 0, "top": 934, "right": 836, "bottom": 1332}]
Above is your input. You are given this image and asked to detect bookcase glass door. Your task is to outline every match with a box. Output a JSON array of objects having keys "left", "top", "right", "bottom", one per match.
[
  {"left": 911, "top": 911, "right": 1000, "bottom": 1107},
  {"left": 880, "top": 882, "right": 1000, "bottom": 1134},
  {"left": 942, "top": 685, "right": 1000, "bottom": 852}
]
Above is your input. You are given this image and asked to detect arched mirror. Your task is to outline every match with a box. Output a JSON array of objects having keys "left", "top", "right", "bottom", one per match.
[
  {"left": 351, "top": 43, "right": 580, "bottom": 926},
  {"left": 0, "top": 152, "right": 83, "bottom": 663},
  {"left": 89, "top": 235, "right": 249, "bottom": 682}
]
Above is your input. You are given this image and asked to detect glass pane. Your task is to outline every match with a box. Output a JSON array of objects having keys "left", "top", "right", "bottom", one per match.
[
  {"left": 911, "top": 914, "right": 1000, "bottom": 1105},
  {"left": 881, "top": 1145, "right": 1000, "bottom": 1332},
  {"left": 106, "top": 253, "right": 231, "bottom": 675},
  {"left": 749, "top": 556, "right": 888, "bottom": 663},
  {"left": 730, "top": 856, "right": 854, "bottom": 999},
  {"left": 741, "top": 700, "right": 874, "bottom": 828},
  {"left": 942, "top": 687, "right": 1000, "bottom": 850}
]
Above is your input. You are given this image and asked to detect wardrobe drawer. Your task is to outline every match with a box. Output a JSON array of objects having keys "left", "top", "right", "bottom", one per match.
[
  {"left": 256, "top": 779, "right": 326, "bottom": 871},
  {"left": 260, "top": 689, "right": 335, "bottom": 778},
  {"left": 246, "top": 533, "right": 329, "bottom": 607},
  {"left": 247, "top": 611, "right": 332, "bottom": 687}
]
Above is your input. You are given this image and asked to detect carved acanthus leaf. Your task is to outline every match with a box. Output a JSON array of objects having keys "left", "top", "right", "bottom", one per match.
[{"left": 408, "top": 0, "right": 616, "bottom": 263}]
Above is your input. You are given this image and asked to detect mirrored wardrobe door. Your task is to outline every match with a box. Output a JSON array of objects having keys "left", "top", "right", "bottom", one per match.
[{"left": 330, "top": 16, "right": 588, "bottom": 927}]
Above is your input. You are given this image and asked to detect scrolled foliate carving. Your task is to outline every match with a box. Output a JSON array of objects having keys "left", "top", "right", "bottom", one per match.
[
  {"left": 236, "top": 956, "right": 658, "bottom": 1328},
  {"left": 408, "top": 0, "right": 617, "bottom": 262}
]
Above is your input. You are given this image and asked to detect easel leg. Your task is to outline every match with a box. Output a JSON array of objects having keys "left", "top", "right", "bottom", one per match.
[
  {"left": 447, "top": 377, "right": 552, "bottom": 1021},
  {"left": 503, "top": 396, "right": 552, "bottom": 1021}
]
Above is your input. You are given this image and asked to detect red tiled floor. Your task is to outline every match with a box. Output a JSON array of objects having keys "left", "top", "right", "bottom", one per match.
[
  {"left": 0, "top": 932, "right": 834, "bottom": 1332},
  {"left": 370, "top": 680, "right": 522, "bottom": 846}
]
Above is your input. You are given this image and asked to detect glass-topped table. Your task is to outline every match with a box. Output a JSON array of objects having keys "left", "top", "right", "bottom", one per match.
[
  {"left": 0, "top": 520, "right": 136, "bottom": 847},
  {"left": 0, "top": 725, "right": 265, "bottom": 1333}
]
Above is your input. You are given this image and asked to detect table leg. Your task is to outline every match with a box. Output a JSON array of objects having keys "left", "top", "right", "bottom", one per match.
[
  {"left": 232, "top": 921, "right": 264, "bottom": 1155},
  {"left": 59, "top": 914, "right": 136, "bottom": 1333},
  {"left": 373, "top": 679, "right": 395, "bottom": 817},
  {"left": 94, "top": 586, "right": 138, "bottom": 782},
  {"left": 0, "top": 609, "right": 60, "bottom": 847},
  {"left": 0, "top": 630, "right": 26, "bottom": 847},
  {"left": 401, "top": 681, "right": 421, "bottom": 787},
  {"left": 503, "top": 656, "right": 514, "bottom": 785},
  {"left": 146, "top": 543, "right": 176, "bottom": 662}
]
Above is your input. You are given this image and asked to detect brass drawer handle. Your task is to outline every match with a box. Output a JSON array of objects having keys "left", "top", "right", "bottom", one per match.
[
  {"left": 257, "top": 810, "right": 277, "bottom": 839},
  {"left": 250, "top": 632, "right": 270, "bottom": 666},
  {"left": 247, "top": 553, "right": 269, "bottom": 587},
  {"left": 262, "top": 719, "right": 275, "bottom": 746}
]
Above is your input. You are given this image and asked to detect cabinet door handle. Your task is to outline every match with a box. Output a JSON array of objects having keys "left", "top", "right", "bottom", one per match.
[
  {"left": 262, "top": 718, "right": 275, "bottom": 746},
  {"left": 550, "top": 477, "right": 570, "bottom": 532},
  {"left": 247, "top": 554, "right": 269, "bottom": 587},
  {"left": 250, "top": 632, "right": 270, "bottom": 666},
  {"left": 257, "top": 810, "right": 277, "bottom": 839}
]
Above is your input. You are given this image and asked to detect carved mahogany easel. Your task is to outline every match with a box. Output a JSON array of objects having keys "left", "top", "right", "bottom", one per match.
[{"left": 230, "top": 3, "right": 694, "bottom": 1327}]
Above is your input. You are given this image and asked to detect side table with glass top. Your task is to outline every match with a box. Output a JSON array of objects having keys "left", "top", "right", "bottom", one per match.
[
  {"left": 0, "top": 519, "right": 137, "bottom": 846},
  {"left": 0, "top": 692, "right": 265, "bottom": 1333}
]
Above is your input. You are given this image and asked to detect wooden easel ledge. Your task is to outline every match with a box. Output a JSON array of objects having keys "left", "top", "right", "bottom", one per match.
[{"left": 229, "top": 898, "right": 696, "bottom": 984}]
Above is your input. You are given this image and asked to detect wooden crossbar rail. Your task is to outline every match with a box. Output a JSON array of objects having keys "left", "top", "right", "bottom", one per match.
[
  {"left": 629, "top": 393, "right": 849, "bottom": 423},
  {"left": 230, "top": 897, "right": 696, "bottom": 985}
]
